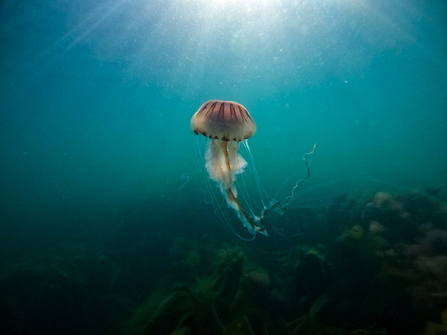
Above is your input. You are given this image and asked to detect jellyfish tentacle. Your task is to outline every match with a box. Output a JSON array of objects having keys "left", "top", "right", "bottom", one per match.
[
  {"left": 257, "top": 144, "right": 317, "bottom": 220},
  {"left": 280, "top": 143, "right": 317, "bottom": 210}
]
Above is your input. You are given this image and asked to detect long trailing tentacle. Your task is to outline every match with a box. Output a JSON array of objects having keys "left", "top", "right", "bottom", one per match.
[{"left": 255, "top": 144, "right": 318, "bottom": 226}]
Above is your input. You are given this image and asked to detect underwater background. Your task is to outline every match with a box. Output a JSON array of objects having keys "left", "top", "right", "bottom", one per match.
[{"left": 1, "top": 0, "right": 447, "bottom": 334}]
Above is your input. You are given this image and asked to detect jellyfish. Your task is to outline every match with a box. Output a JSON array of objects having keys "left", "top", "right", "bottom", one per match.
[
  {"left": 190, "top": 100, "right": 266, "bottom": 235},
  {"left": 191, "top": 100, "right": 317, "bottom": 237}
]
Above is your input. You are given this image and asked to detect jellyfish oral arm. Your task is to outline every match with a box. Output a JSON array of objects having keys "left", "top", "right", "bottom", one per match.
[
  {"left": 226, "top": 143, "right": 317, "bottom": 236},
  {"left": 204, "top": 139, "right": 316, "bottom": 237},
  {"left": 227, "top": 186, "right": 267, "bottom": 236},
  {"left": 206, "top": 139, "right": 267, "bottom": 236},
  {"left": 205, "top": 140, "right": 233, "bottom": 193}
]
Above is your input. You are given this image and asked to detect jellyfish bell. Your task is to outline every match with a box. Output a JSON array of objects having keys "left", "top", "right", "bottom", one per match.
[
  {"left": 190, "top": 100, "right": 267, "bottom": 236},
  {"left": 190, "top": 100, "right": 256, "bottom": 142}
]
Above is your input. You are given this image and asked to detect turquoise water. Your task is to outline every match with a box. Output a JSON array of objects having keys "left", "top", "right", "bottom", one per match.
[
  {"left": 1, "top": 0, "right": 445, "bottom": 238},
  {"left": 0, "top": 1, "right": 446, "bottom": 333}
]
